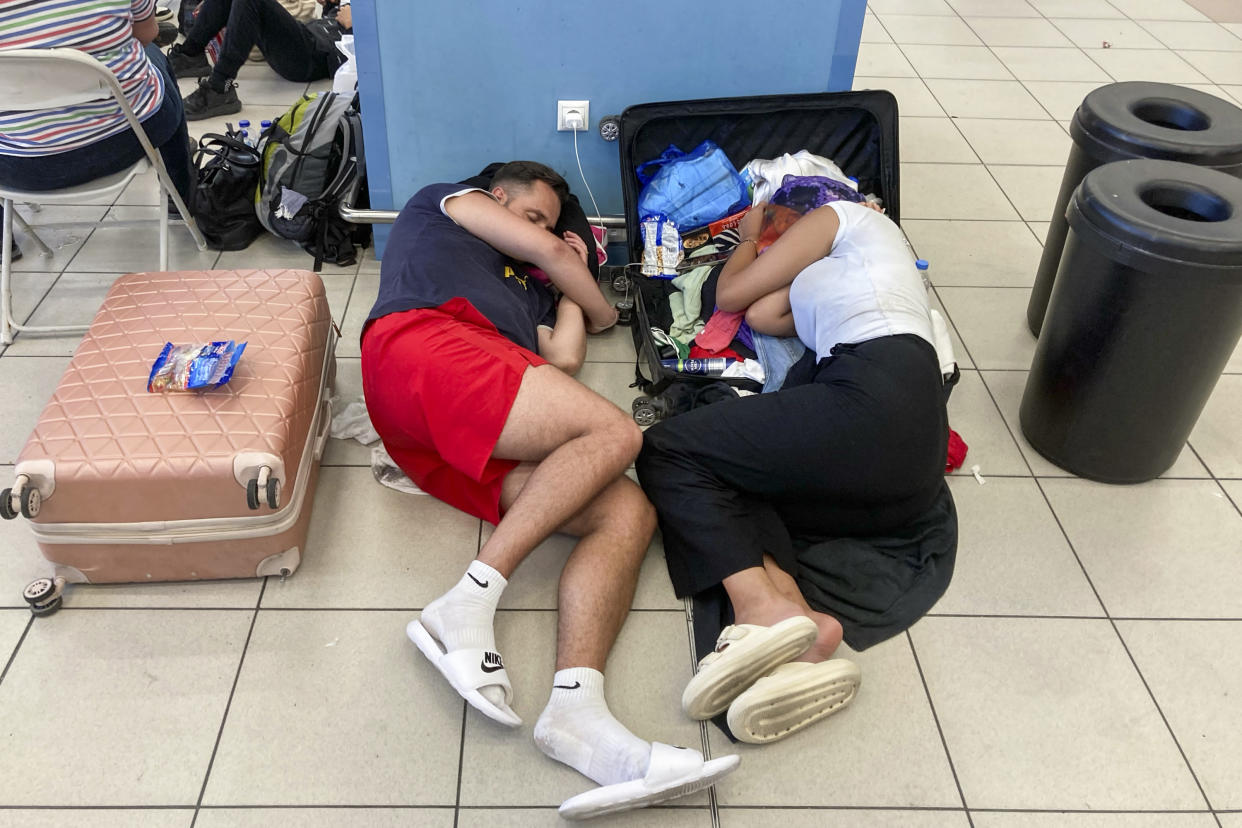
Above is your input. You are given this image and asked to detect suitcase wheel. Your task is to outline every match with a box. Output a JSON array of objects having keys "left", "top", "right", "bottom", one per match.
[
  {"left": 19, "top": 487, "right": 40, "bottom": 519},
  {"left": 265, "top": 478, "right": 280, "bottom": 510},
  {"left": 246, "top": 478, "right": 261, "bottom": 510},
  {"left": 632, "top": 400, "right": 659, "bottom": 427},
  {"left": 30, "top": 596, "right": 62, "bottom": 617},
  {"left": 23, "top": 578, "right": 56, "bottom": 605},
  {"left": 23, "top": 577, "right": 64, "bottom": 617},
  {"left": 611, "top": 271, "right": 632, "bottom": 294},
  {"left": 0, "top": 488, "right": 16, "bottom": 521}
]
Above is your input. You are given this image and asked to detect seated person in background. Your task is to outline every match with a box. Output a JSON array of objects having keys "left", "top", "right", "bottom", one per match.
[
  {"left": 0, "top": 0, "right": 194, "bottom": 203},
  {"left": 168, "top": 0, "right": 350, "bottom": 119},
  {"left": 636, "top": 198, "right": 951, "bottom": 744},
  {"left": 362, "top": 161, "right": 738, "bottom": 819}
]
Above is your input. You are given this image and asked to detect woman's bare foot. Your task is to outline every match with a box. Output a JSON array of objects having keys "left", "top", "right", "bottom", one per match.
[
  {"left": 731, "top": 596, "right": 841, "bottom": 663},
  {"left": 796, "top": 611, "right": 844, "bottom": 663}
]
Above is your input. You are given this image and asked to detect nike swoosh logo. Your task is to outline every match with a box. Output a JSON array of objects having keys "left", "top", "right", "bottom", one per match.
[
  {"left": 467, "top": 572, "right": 489, "bottom": 588},
  {"left": 480, "top": 652, "right": 504, "bottom": 674},
  {"left": 553, "top": 681, "right": 581, "bottom": 690}
]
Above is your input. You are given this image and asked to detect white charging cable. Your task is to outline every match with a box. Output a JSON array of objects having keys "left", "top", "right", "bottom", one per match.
[{"left": 571, "top": 122, "right": 604, "bottom": 240}]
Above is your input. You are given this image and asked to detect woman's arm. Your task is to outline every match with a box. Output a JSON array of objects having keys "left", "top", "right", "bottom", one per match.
[
  {"left": 744, "top": 287, "right": 796, "bottom": 337},
  {"left": 715, "top": 204, "right": 840, "bottom": 313}
]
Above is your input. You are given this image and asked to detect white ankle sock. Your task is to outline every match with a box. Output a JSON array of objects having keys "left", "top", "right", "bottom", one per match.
[
  {"left": 420, "top": 561, "right": 508, "bottom": 705},
  {"left": 421, "top": 560, "right": 506, "bottom": 650},
  {"left": 534, "top": 667, "right": 652, "bottom": 787}
]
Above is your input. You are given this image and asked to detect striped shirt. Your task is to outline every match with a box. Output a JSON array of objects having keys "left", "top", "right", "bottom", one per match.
[{"left": 0, "top": 0, "right": 165, "bottom": 156}]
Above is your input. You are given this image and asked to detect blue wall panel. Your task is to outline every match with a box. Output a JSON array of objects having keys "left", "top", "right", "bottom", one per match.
[{"left": 355, "top": 0, "right": 865, "bottom": 256}]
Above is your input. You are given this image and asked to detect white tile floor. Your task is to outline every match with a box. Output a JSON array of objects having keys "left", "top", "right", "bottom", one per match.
[{"left": 1, "top": 2, "right": 1242, "bottom": 824}]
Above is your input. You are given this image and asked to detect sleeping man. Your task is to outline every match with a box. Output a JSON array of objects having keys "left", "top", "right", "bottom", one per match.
[{"left": 360, "top": 161, "right": 739, "bottom": 819}]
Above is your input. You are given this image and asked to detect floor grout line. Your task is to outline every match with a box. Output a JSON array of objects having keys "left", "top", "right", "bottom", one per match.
[
  {"left": 0, "top": 612, "right": 33, "bottom": 688},
  {"left": 189, "top": 577, "right": 267, "bottom": 828},
  {"left": 452, "top": 700, "right": 467, "bottom": 828},
  {"left": 904, "top": 630, "right": 975, "bottom": 828}
]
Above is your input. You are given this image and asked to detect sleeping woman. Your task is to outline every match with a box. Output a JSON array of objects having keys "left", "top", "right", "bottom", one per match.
[{"left": 635, "top": 197, "right": 950, "bottom": 744}]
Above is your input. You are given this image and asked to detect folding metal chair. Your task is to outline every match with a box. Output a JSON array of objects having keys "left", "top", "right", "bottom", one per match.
[{"left": 0, "top": 47, "right": 208, "bottom": 344}]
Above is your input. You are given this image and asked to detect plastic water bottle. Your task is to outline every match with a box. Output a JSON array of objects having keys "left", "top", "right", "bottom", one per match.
[
  {"left": 916, "top": 258, "right": 931, "bottom": 289},
  {"left": 238, "top": 119, "right": 250, "bottom": 134},
  {"left": 239, "top": 130, "right": 249, "bottom": 147},
  {"left": 661, "top": 358, "right": 728, "bottom": 376}
]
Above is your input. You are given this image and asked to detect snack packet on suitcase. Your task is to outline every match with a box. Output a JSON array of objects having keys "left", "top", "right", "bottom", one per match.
[{"left": 147, "top": 340, "right": 247, "bottom": 392}]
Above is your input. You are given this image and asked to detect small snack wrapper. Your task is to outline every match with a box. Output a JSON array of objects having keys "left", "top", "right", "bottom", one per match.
[
  {"left": 640, "top": 213, "right": 682, "bottom": 279},
  {"left": 147, "top": 341, "right": 247, "bottom": 392}
]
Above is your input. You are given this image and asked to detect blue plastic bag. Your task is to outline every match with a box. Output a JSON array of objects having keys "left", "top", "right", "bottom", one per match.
[{"left": 636, "top": 141, "right": 750, "bottom": 230}]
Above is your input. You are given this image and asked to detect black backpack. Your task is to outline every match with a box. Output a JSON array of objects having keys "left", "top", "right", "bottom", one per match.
[{"left": 189, "top": 133, "right": 265, "bottom": 252}]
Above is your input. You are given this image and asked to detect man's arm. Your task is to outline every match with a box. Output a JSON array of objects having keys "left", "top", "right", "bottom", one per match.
[
  {"left": 537, "top": 296, "right": 588, "bottom": 375},
  {"left": 443, "top": 192, "right": 616, "bottom": 332}
]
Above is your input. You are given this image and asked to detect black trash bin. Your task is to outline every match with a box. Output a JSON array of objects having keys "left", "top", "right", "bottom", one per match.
[
  {"left": 1020, "top": 159, "right": 1242, "bottom": 484},
  {"left": 1027, "top": 82, "right": 1242, "bottom": 337}
]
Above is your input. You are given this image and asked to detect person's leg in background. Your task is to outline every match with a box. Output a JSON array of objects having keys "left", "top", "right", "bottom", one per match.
[
  {"left": 166, "top": 0, "right": 232, "bottom": 78},
  {"left": 179, "top": 0, "right": 321, "bottom": 119}
]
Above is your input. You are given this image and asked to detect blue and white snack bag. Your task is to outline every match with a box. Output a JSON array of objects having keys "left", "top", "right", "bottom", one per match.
[{"left": 640, "top": 213, "right": 682, "bottom": 279}]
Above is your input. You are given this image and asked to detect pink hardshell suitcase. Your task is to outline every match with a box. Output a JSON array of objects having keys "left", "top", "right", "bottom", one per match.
[{"left": 3, "top": 269, "right": 336, "bottom": 614}]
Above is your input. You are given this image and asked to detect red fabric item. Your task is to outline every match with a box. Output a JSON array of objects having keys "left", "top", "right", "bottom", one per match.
[
  {"left": 689, "top": 344, "right": 742, "bottom": 361},
  {"left": 945, "top": 428, "right": 968, "bottom": 472},
  {"left": 695, "top": 308, "right": 746, "bottom": 352},
  {"left": 361, "top": 299, "right": 547, "bottom": 525}
]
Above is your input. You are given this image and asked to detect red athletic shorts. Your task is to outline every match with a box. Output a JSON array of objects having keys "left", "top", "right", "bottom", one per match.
[{"left": 360, "top": 298, "right": 546, "bottom": 524}]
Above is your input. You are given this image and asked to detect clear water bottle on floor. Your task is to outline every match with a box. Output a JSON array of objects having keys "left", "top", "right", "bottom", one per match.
[{"left": 916, "top": 258, "right": 931, "bottom": 290}]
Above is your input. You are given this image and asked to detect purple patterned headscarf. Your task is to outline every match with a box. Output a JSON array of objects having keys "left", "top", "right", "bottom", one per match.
[{"left": 770, "top": 174, "right": 864, "bottom": 214}]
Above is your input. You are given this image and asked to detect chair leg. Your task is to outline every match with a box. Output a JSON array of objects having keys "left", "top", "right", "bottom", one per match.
[
  {"left": 2, "top": 199, "right": 15, "bottom": 346},
  {"left": 159, "top": 201, "right": 169, "bottom": 271},
  {"left": 11, "top": 211, "right": 53, "bottom": 257}
]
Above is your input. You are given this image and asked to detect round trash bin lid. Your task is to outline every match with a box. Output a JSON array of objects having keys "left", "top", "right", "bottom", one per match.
[
  {"left": 1069, "top": 158, "right": 1242, "bottom": 273},
  {"left": 1071, "top": 82, "right": 1242, "bottom": 168}
]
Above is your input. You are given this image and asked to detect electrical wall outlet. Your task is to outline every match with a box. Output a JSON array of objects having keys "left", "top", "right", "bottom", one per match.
[{"left": 557, "top": 100, "right": 589, "bottom": 132}]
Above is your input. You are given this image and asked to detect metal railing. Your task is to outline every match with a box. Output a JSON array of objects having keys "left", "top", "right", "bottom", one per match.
[{"left": 339, "top": 183, "right": 626, "bottom": 229}]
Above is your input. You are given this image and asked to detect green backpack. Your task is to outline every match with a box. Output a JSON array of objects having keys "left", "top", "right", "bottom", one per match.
[{"left": 256, "top": 91, "right": 367, "bottom": 270}]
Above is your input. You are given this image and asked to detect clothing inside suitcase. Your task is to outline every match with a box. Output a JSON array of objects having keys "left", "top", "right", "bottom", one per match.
[{"left": 618, "top": 91, "right": 900, "bottom": 399}]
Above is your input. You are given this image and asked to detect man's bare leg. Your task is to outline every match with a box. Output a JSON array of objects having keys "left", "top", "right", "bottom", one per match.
[
  {"left": 497, "top": 466, "right": 716, "bottom": 793},
  {"left": 480, "top": 364, "right": 643, "bottom": 578},
  {"left": 722, "top": 559, "right": 843, "bottom": 663},
  {"left": 416, "top": 364, "right": 642, "bottom": 719}
]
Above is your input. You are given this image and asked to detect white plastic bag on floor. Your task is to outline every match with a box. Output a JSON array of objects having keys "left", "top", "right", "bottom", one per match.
[
  {"left": 332, "top": 35, "right": 357, "bottom": 96},
  {"left": 327, "top": 397, "right": 425, "bottom": 495},
  {"left": 371, "top": 445, "right": 425, "bottom": 496},
  {"left": 328, "top": 397, "right": 379, "bottom": 445}
]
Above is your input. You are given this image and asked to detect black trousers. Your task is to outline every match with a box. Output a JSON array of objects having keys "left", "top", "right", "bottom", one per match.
[
  {"left": 636, "top": 334, "right": 948, "bottom": 598},
  {"left": 187, "top": 0, "right": 330, "bottom": 84}
]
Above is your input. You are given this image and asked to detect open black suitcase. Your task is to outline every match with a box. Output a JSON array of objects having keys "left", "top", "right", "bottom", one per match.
[{"left": 616, "top": 91, "right": 902, "bottom": 421}]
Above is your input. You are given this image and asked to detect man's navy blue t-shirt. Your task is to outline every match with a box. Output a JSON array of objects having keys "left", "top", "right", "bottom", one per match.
[{"left": 366, "top": 183, "right": 555, "bottom": 353}]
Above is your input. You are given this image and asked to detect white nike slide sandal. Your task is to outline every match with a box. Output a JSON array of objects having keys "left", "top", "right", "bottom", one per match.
[
  {"left": 726, "top": 658, "right": 861, "bottom": 744},
  {"left": 682, "top": 616, "right": 819, "bottom": 720},
  {"left": 558, "top": 742, "right": 740, "bottom": 821},
  {"left": 406, "top": 618, "right": 522, "bottom": 728}
]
